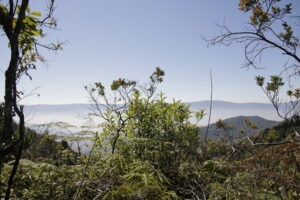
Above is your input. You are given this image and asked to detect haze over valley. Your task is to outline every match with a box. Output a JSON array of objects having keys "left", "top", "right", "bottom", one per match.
[{"left": 24, "top": 100, "right": 281, "bottom": 127}]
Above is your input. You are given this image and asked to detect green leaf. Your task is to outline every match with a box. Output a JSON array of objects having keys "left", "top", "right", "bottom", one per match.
[
  {"left": 31, "top": 11, "right": 41, "bottom": 16},
  {"left": 31, "top": 29, "right": 41, "bottom": 36}
]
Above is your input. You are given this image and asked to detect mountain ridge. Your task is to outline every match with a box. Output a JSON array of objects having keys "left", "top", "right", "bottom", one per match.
[
  {"left": 24, "top": 100, "right": 273, "bottom": 106},
  {"left": 202, "top": 115, "right": 279, "bottom": 139},
  {"left": 23, "top": 100, "right": 281, "bottom": 126}
]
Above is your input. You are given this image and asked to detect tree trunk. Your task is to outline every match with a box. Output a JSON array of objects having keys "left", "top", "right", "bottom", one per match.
[
  {"left": 0, "top": 42, "right": 19, "bottom": 177},
  {"left": 5, "top": 106, "right": 25, "bottom": 200}
]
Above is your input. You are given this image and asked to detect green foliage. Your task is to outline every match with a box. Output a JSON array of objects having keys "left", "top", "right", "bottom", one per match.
[
  {"left": 255, "top": 115, "right": 300, "bottom": 142},
  {"left": 1, "top": 69, "right": 300, "bottom": 199},
  {"left": 103, "top": 159, "right": 177, "bottom": 200},
  {"left": 0, "top": 159, "right": 81, "bottom": 199},
  {"left": 239, "top": 0, "right": 295, "bottom": 47},
  {"left": 123, "top": 94, "right": 201, "bottom": 167},
  {"left": 1, "top": 0, "right": 299, "bottom": 198},
  {"left": 111, "top": 78, "right": 136, "bottom": 91},
  {"left": 94, "top": 69, "right": 202, "bottom": 173},
  {"left": 22, "top": 131, "right": 78, "bottom": 165},
  {"left": 0, "top": 1, "right": 62, "bottom": 81},
  {"left": 256, "top": 75, "right": 264, "bottom": 87},
  {"left": 256, "top": 75, "right": 300, "bottom": 119},
  {"left": 244, "top": 118, "right": 258, "bottom": 129},
  {"left": 235, "top": 142, "right": 300, "bottom": 199}
]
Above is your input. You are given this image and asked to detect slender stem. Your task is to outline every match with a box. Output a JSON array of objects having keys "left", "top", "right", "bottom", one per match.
[{"left": 204, "top": 69, "right": 213, "bottom": 145}]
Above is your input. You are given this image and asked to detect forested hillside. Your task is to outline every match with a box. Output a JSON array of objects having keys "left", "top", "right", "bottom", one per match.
[{"left": 203, "top": 116, "right": 279, "bottom": 139}]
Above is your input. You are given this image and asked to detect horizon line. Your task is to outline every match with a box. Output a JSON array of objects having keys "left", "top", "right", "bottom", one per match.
[{"left": 23, "top": 99, "right": 274, "bottom": 106}]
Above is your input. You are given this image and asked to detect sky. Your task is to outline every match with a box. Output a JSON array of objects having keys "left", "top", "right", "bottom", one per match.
[{"left": 0, "top": 0, "right": 300, "bottom": 105}]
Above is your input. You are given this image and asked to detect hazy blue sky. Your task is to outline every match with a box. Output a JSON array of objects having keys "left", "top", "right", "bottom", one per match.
[{"left": 1, "top": 0, "right": 299, "bottom": 104}]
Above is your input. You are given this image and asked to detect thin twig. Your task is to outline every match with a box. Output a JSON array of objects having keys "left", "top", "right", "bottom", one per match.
[{"left": 204, "top": 69, "right": 213, "bottom": 144}]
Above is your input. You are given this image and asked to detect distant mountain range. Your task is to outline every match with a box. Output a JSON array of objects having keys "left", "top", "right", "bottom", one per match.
[
  {"left": 22, "top": 102, "right": 282, "bottom": 153},
  {"left": 23, "top": 100, "right": 282, "bottom": 126},
  {"left": 201, "top": 115, "right": 279, "bottom": 140}
]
